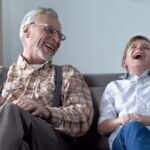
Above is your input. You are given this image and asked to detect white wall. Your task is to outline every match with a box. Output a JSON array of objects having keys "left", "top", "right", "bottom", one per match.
[
  {"left": 2, "top": 0, "right": 150, "bottom": 73},
  {"left": 0, "top": 0, "right": 2, "bottom": 65}
]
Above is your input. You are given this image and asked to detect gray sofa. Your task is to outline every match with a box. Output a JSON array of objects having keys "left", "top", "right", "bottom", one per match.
[
  {"left": 72, "top": 73, "right": 122, "bottom": 150},
  {"left": 0, "top": 68, "right": 122, "bottom": 150}
]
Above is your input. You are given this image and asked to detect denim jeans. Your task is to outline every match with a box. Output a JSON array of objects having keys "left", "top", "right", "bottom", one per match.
[{"left": 112, "top": 120, "right": 150, "bottom": 150}]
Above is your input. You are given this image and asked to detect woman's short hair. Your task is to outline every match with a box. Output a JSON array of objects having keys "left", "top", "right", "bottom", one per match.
[{"left": 122, "top": 35, "right": 150, "bottom": 60}]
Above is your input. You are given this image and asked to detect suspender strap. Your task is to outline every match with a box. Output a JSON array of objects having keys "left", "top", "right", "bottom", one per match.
[
  {"left": 0, "top": 68, "right": 9, "bottom": 96},
  {"left": 0, "top": 67, "right": 62, "bottom": 106},
  {"left": 52, "top": 65, "right": 62, "bottom": 107}
]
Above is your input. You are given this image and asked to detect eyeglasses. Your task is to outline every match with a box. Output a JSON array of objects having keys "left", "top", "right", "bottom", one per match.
[{"left": 30, "top": 22, "right": 66, "bottom": 41}]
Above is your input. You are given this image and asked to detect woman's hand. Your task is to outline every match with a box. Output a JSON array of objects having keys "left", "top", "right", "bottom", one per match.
[
  {"left": 120, "top": 113, "right": 150, "bottom": 126},
  {"left": 99, "top": 113, "right": 150, "bottom": 135}
]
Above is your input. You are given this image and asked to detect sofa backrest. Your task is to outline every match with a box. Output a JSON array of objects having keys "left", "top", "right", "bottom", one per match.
[
  {"left": 83, "top": 73, "right": 122, "bottom": 107},
  {"left": 0, "top": 68, "right": 123, "bottom": 150},
  {"left": 0, "top": 68, "right": 8, "bottom": 85},
  {"left": 73, "top": 73, "right": 122, "bottom": 150}
]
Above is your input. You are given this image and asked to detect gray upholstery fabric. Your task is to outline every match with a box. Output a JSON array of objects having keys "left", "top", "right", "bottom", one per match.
[
  {"left": 0, "top": 68, "right": 123, "bottom": 150},
  {"left": 72, "top": 73, "right": 122, "bottom": 150}
]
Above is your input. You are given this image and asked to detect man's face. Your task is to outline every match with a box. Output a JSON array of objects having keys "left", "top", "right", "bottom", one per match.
[
  {"left": 122, "top": 39, "right": 150, "bottom": 74},
  {"left": 24, "top": 14, "right": 63, "bottom": 63}
]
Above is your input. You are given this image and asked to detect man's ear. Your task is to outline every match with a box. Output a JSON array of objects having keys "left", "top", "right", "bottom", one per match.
[
  {"left": 23, "top": 24, "right": 30, "bottom": 38},
  {"left": 121, "top": 59, "right": 127, "bottom": 68}
]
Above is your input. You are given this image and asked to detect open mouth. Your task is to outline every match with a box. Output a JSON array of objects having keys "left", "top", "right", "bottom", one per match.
[
  {"left": 44, "top": 42, "right": 55, "bottom": 51},
  {"left": 133, "top": 53, "right": 144, "bottom": 60}
]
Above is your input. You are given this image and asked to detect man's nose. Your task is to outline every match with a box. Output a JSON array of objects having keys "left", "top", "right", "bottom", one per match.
[{"left": 51, "top": 33, "right": 60, "bottom": 43}]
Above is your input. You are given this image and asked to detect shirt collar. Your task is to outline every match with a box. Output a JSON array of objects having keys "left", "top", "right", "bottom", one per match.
[
  {"left": 120, "top": 69, "right": 150, "bottom": 80},
  {"left": 16, "top": 55, "right": 52, "bottom": 70}
]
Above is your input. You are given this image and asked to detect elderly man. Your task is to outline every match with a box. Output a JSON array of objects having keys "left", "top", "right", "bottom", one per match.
[{"left": 0, "top": 7, "right": 93, "bottom": 150}]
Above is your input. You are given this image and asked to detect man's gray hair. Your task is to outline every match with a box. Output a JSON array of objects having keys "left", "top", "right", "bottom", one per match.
[{"left": 19, "top": 7, "right": 58, "bottom": 41}]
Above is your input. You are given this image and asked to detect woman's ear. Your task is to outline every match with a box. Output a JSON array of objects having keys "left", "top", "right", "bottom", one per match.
[
  {"left": 121, "top": 59, "right": 127, "bottom": 68},
  {"left": 23, "top": 24, "right": 30, "bottom": 38}
]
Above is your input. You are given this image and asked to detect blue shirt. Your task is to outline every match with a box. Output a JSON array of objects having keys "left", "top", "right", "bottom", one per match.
[{"left": 98, "top": 70, "right": 150, "bottom": 149}]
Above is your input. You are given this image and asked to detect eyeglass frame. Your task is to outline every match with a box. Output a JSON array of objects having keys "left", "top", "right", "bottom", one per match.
[{"left": 29, "top": 22, "right": 66, "bottom": 41}]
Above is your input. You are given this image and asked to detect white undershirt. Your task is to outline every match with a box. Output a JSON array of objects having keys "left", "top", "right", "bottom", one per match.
[{"left": 31, "top": 64, "right": 43, "bottom": 70}]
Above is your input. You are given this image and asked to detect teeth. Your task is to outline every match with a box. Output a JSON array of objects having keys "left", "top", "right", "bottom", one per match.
[{"left": 44, "top": 43, "right": 54, "bottom": 50}]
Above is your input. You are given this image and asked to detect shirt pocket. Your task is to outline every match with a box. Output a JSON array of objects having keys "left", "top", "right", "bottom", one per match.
[
  {"left": 3, "top": 80, "right": 24, "bottom": 94},
  {"left": 34, "top": 81, "right": 55, "bottom": 101}
]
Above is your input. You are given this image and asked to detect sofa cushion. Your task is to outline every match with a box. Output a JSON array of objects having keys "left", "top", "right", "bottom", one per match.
[
  {"left": 72, "top": 86, "right": 109, "bottom": 150},
  {"left": 90, "top": 87, "right": 105, "bottom": 107},
  {"left": 0, "top": 69, "right": 122, "bottom": 150},
  {"left": 72, "top": 74, "right": 122, "bottom": 150}
]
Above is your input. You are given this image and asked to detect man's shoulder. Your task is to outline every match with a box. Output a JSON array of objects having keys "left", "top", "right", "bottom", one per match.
[
  {"left": 7, "top": 63, "right": 18, "bottom": 72},
  {"left": 56, "top": 64, "right": 83, "bottom": 79},
  {"left": 58, "top": 64, "right": 81, "bottom": 73}
]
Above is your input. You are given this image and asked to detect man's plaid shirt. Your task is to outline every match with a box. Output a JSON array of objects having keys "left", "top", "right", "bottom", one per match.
[{"left": 1, "top": 55, "right": 93, "bottom": 137}]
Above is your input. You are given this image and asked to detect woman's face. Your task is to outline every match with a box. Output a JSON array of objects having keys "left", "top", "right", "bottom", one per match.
[{"left": 122, "top": 39, "right": 150, "bottom": 74}]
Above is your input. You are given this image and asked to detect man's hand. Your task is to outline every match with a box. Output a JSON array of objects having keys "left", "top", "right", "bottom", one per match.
[
  {"left": 17, "top": 101, "right": 51, "bottom": 120},
  {"left": 0, "top": 97, "right": 5, "bottom": 105}
]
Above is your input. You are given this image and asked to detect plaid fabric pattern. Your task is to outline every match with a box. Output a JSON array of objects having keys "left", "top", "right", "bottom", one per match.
[{"left": 2, "top": 55, "right": 93, "bottom": 137}]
